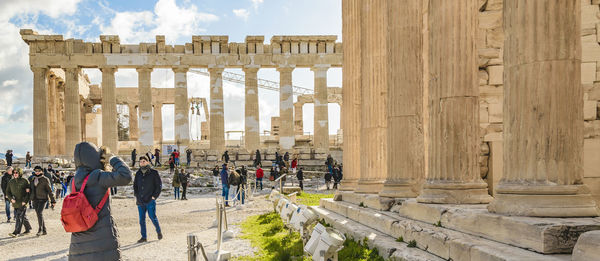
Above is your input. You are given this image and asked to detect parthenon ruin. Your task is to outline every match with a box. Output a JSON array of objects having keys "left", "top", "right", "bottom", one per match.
[
  {"left": 20, "top": 32, "right": 342, "bottom": 157},
  {"left": 16, "top": 0, "right": 600, "bottom": 259}
]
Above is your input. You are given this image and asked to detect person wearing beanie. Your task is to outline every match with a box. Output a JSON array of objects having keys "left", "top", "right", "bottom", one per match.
[
  {"left": 6, "top": 167, "right": 31, "bottom": 237},
  {"left": 133, "top": 156, "right": 163, "bottom": 243},
  {"left": 68, "top": 142, "right": 132, "bottom": 260},
  {"left": 30, "top": 165, "right": 56, "bottom": 236}
]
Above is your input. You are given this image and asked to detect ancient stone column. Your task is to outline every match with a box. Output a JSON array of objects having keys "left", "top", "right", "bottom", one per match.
[
  {"left": 209, "top": 67, "right": 225, "bottom": 150},
  {"left": 379, "top": 0, "right": 424, "bottom": 198},
  {"left": 416, "top": 0, "right": 492, "bottom": 204},
  {"left": 488, "top": 0, "right": 599, "bottom": 217},
  {"left": 243, "top": 66, "right": 260, "bottom": 151},
  {"left": 277, "top": 66, "right": 295, "bottom": 150},
  {"left": 100, "top": 66, "right": 118, "bottom": 153},
  {"left": 354, "top": 0, "right": 387, "bottom": 194},
  {"left": 153, "top": 103, "right": 163, "bottom": 145},
  {"left": 128, "top": 104, "right": 139, "bottom": 141},
  {"left": 64, "top": 66, "right": 82, "bottom": 155},
  {"left": 312, "top": 65, "right": 330, "bottom": 150},
  {"left": 32, "top": 67, "right": 50, "bottom": 156},
  {"left": 339, "top": 0, "right": 361, "bottom": 191},
  {"left": 56, "top": 81, "right": 66, "bottom": 155},
  {"left": 173, "top": 66, "right": 190, "bottom": 146},
  {"left": 294, "top": 102, "right": 304, "bottom": 136},
  {"left": 47, "top": 73, "right": 58, "bottom": 156},
  {"left": 137, "top": 67, "right": 154, "bottom": 153}
]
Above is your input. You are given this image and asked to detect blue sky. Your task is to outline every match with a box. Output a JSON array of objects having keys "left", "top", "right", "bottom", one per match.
[{"left": 0, "top": 0, "right": 342, "bottom": 156}]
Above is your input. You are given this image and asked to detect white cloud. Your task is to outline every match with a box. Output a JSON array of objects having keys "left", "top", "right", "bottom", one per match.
[
  {"left": 251, "top": 0, "right": 264, "bottom": 11},
  {"left": 233, "top": 9, "right": 249, "bottom": 21},
  {"left": 99, "top": 0, "right": 218, "bottom": 44},
  {"left": 0, "top": 0, "right": 82, "bottom": 155}
]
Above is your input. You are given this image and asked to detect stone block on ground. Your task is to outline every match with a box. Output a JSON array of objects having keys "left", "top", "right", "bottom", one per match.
[{"left": 572, "top": 230, "right": 600, "bottom": 261}]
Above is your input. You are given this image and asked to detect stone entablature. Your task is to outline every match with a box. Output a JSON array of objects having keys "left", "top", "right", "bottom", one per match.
[{"left": 20, "top": 30, "right": 342, "bottom": 69}]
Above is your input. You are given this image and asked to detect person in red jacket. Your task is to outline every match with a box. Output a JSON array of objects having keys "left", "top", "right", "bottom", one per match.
[
  {"left": 291, "top": 157, "right": 298, "bottom": 174},
  {"left": 255, "top": 165, "right": 264, "bottom": 190}
]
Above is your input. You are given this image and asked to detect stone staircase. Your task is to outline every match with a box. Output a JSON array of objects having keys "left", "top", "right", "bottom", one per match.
[{"left": 310, "top": 192, "right": 600, "bottom": 261}]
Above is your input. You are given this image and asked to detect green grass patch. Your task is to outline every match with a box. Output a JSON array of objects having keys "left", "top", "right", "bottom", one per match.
[
  {"left": 295, "top": 192, "right": 334, "bottom": 206},
  {"left": 407, "top": 240, "right": 417, "bottom": 248},
  {"left": 235, "top": 212, "right": 309, "bottom": 261},
  {"left": 338, "top": 237, "right": 385, "bottom": 261},
  {"left": 396, "top": 236, "right": 404, "bottom": 242}
]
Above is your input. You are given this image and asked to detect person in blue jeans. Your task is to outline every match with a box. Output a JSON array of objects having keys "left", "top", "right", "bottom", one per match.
[
  {"left": 220, "top": 163, "right": 230, "bottom": 207},
  {"left": 133, "top": 156, "right": 163, "bottom": 243},
  {"left": 1, "top": 167, "right": 14, "bottom": 222}
]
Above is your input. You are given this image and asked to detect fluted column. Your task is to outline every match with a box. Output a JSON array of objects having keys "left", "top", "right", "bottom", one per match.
[
  {"left": 128, "top": 104, "right": 139, "bottom": 141},
  {"left": 32, "top": 67, "right": 50, "bottom": 156},
  {"left": 277, "top": 66, "right": 295, "bottom": 150},
  {"left": 56, "top": 81, "right": 66, "bottom": 155},
  {"left": 380, "top": 0, "right": 424, "bottom": 198},
  {"left": 312, "top": 65, "right": 330, "bottom": 150},
  {"left": 416, "top": 0, "right": 492, "bottom": 204},
  {"left": 47, "top": 73, "right": 58, "bottom": 155},
  {"left": 354, "top": 0, "right": 387, "bottom": 194},
  {"left": 209, "top": 67, "right": 225, "bottom": 150},
  {"left": 488, "top": 0, "right": 599, "bottom": 217},
  {"left": 339, "top": 0, "right": 361, "bottom": 191},
  {"left": 243, "top": 66, "right": 260, "bottom": 151},
  {"left": 294, "top": 102, "right": 304, "bottom": 136},
  {"left": 64, "top": 66, "right": 82, "bottom": 154},
  {"left": 101, "top": 66, "right": 118, "bottom": 153},
  {"left": 153, "top": 103, "right": 163, "bottom": 145},
  {"left": 173, "top": 66, "right": 190, "bottom": 146},
  {"left": 137, "top": 67, "right": 154, "bottom": 152}
]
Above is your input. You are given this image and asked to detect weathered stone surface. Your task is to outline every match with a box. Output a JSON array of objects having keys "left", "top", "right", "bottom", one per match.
[
  {"left": 337, "top": 190, "right": 397, "bottom": 211},
  {"left": 572, "top": 230, "right": 600, "bottom": 261},
  {"left": 584, "top": 100, "right": 598, "bottom": 120}
]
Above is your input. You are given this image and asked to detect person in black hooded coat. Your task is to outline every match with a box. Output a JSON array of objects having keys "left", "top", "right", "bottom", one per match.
[{"left": 68, "top": 142, "right": 132, "bottom": 261}]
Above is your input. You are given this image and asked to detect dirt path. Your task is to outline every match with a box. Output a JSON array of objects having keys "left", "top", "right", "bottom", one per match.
[{"left": 0, "top": 192, "right": 272, "bottom": 260}]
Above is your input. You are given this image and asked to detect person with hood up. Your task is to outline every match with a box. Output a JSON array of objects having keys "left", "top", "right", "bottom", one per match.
[
  {"left": 1, "top": 166, "right": 14, "bottom": 222},
  {"left": 6, "top": 167, "right": 31, "bottom": 237},
  {"left": 68, "top": 142, "right": 132, "bottom": 260},
  {"left": 133, "top": 156, "right": 163, "bottom": 243},
  {"left": 30, "top": 165, "right": 56, "bottom": 236}
]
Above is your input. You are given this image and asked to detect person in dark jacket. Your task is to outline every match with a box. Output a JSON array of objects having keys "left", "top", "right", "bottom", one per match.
[
  {"left": 25, "top": 152, "right": 32, "bottom": 169},
  {"left": 30, "top": 166, "right": 56, "bottom": 236},
  {"left": 1, "top": 167, "right": 13, "bottom": 222},
  {"left": 212, "top": 165, "right": 220, "bottom": 188},
  {"left": 6, "top": 168, "right": 31, "bottom": 237},
  {"left": 5, "top": 150, "right": 13, "bottom": 166},
  {"left": 254, "top": 150, "right": 261, "bottom": 168},
  {"left": 324, "top": 171, "right": 332, "bottom": 190},
  {"left": 221, "top": 151, "right": 230, "bottom": 163},
  {"left": 186, "top": 149, "right": 192, "bottom": 166},
  {"left": 296, "top": 167, "right": 304, "bottom": 191},
  {"left": 284, "top": 152, "right": 290, "bottom": 163},
  {"left": 154, "top": 149, "right": 161, "bottom": 167},
  {"left": 332, "top": 165, "right": 341, "bottom": 190},
  {"left": 133, "top": 156, "right": 163, "bottom": 243},
  {"left": 220, "top": 164, "right": 230, "bottom": 207},
  {"left": 52, "top": 171, "right": 64, "bottom": 200},
  {"left": 179, "top": 168, "right": 190, "bottom": 200},
  {"left": 131, "top": 149, "right": 137, "bottom": 168},
  {"left": 68, "top": 142, "right": 132, "bottom": 260},
  {"left": 235, "top": 166, "right": 248, "bottom": 204}
]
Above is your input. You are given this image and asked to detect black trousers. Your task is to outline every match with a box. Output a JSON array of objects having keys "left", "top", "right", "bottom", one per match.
[
  {"left": 110, "top": 187, "right": 118, "bottom": 195},
  {"left": 33, "top": 200, "right": 48, "bottom": 233},
  {"left": 13, "top": 206, "right": 31, "bottom": 234},
  {"left": 181, "top": 184, "right": 188, "bottom": 199},
  {"left": 299, "top": 180, "right": 304, "bottom": 190}
]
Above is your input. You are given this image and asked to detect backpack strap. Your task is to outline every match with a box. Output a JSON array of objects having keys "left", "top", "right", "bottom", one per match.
[{"left": 95, "top": 189, "right": 110, "bottom": 214}]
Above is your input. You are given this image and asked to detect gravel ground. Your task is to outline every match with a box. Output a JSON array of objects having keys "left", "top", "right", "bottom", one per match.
[{"left": 0, "top": 191, "right": 272, "bottom": 261}]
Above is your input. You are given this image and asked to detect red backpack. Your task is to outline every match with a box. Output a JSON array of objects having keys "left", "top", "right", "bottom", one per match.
[{"left": 60, "top": 173, "right": 109, "bottom": 233}]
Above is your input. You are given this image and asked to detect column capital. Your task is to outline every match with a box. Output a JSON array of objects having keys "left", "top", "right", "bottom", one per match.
[
  {"left": 277, "top": 66, "right": 295, "bottom": 73},
  {"left": 99, "top": 66, "right": 118, "bottom": 73},
  {"left": 63, "top": 64, "right": 80, "bottom": 70},
  {"left": 136, "top": 67, "right": 153, "bottom": 73},
  {"left": 310, "top": 64, "right": 331, "bottom": 72},
  {"left": 30, "top": 66, "right": 48, "bottom": 74},
  {"left": 207, "top": 67, "right": 224, "bottom": 74},
  {"left": 172, "top": 66, "right": 189, "bottom": 73},
  {"left": 242, "top": 66, "right": 260, "bottom": 73}
]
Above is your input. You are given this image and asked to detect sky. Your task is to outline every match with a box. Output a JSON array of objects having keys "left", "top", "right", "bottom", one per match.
[{"left": 0, "top": 0, "right": 342, "bottom": 157}]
